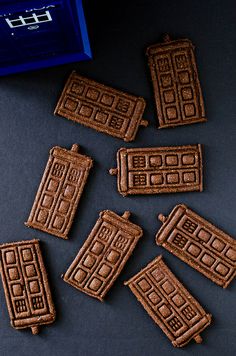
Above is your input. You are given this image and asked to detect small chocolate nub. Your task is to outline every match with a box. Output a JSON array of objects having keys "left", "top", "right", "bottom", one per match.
[
  {"left": 158, "top": 214, "right": 166, "bottom": 223},
  {"left": 194, "top": 335, "right": 203, "bottom": 344},
  {"left": 122, "top": 211, "right": 131, "bottom": 220},
  {"left": 140, "top": 119, "right": 149, "bottom": 127},
  {"left": 163, "top": 34, "right": 171, "bottom": 42},
  {"left": 71, "top": 144, "right": 80, "bottom": 152},
  {"left": 31, "top": 326, "right": 40, "bottom": 335},
  {"left": 109, "top": 168, "right": 118, "bottom": 176}
]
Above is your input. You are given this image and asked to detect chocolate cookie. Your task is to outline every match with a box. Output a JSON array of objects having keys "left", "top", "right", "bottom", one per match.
[
  {"left": 146, "top": 35, "right": 206, "bottom": 128},
  {"left": 156, "top": 204, "right": 236, "bottom": 288},
  {"left": 63, "top": 210, "right": 143, "bottom": 300},
  {"left": 0, "top": 239, "right": 55, "bottom": 334},
  {"left": 54, "top": 72, "right": 148, "bottom": 141},
  {"left": 25, "top": 144, "right": 93, "bottom": 239},
  {"left": 109, "top": 144, "right": 203, "bottom": 196},
  {"left": 125, "top": 255, "right": 212, "bottom": 347}
]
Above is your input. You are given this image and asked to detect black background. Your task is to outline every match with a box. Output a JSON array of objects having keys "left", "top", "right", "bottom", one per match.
[{"left": 0, "top": 0, "right": 235, "bottom": 355}]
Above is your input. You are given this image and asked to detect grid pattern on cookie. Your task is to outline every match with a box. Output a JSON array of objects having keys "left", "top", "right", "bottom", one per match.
[
  {"left": 0, "top": 240, "right": 54, "bottom": 329},
  {"left": 126, "top": 257, "right": 210, "bottom": 346},
  {"left": 64, "top": 212, "right": 142, "bottom": 300},
  {"left": 120, "top": 145, "right": 202, "bottom": 194},
  {"left": 55, "top": 73, "right": 146, "bottom": 141},
  {"left": 147, "top": 40, "right": 206, "bottom": 128},
  {"left": 26, "top": 147, "right": 92, "bottom": 239},
  {"left": 157, "top": 205, "right": 236, "bottom": 287}
]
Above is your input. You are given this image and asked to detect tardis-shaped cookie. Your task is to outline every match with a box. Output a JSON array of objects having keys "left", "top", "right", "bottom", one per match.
[
  {"left": 0, "top": 239, "right": 55, "bottom": 334},
  {"left": 147, "top": 35, "right": 206, "bottom": 128},
  {"left": 0, "top": 0, "right": 91, "bottom": 75}
]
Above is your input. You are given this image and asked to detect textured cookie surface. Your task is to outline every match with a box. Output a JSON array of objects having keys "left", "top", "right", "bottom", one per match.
[
  {"left": 25, "top": 144, "right": 93, "bottom": 239},
  {"left": 146, "top": 35, "right": 206, "bottom": 128},
  {"left": 63, "top": 210, "right": 143, "bottom": 300},
  {"left": 54, "top": 71, "right": 148, "bottom": 142},
  {"left": 156, "top": 204, "right": 236, "bottom": 288},
  {"left": 0, "top": 239, "right": 55, "bottom": 334},
  {"left": 109, "top": 144, "right": 203, "bottom": 196},
  {"left": 125, "top": 256, "right": 211, "bottom": 347}
]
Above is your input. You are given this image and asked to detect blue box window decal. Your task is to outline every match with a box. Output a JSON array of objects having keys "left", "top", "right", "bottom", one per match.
[{"left": 5, "top": 11, "right": 52, "bottom": 28}]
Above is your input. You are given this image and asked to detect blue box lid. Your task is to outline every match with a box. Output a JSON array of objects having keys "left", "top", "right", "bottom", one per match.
[{"left": 0, "top": 0, "right": 92, "bottom": 75}]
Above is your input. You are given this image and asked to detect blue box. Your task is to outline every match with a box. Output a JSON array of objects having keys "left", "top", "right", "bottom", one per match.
[{"left": 0, "top": 0, "right": 92, "bottom": 75}]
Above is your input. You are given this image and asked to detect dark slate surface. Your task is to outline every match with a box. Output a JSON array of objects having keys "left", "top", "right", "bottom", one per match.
[{"left": 0, "top": 0, "right": 235, "bottom": 355}]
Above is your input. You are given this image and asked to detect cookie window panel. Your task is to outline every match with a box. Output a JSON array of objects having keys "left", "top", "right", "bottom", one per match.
[{"left": 5, "top": 11, "right": 52, "bottom": 28}]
